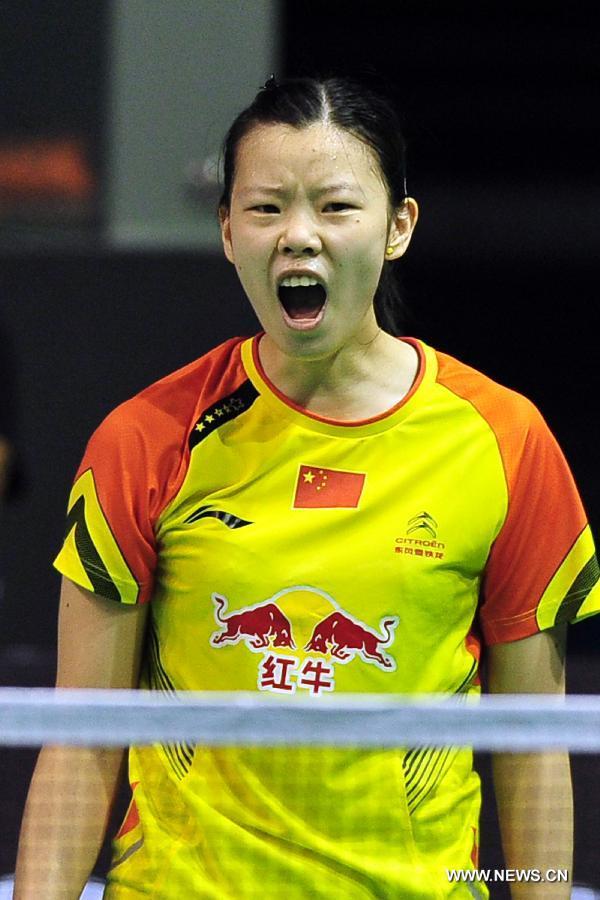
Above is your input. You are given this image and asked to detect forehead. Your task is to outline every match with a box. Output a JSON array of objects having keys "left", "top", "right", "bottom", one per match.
[{"left": 232, "top": 122, "right": 386, "bottom": 194}]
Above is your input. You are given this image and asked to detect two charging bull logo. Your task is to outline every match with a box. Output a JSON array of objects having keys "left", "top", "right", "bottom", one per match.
[{"left": 210, "top": 587, "right": 398, "bottom": 693}]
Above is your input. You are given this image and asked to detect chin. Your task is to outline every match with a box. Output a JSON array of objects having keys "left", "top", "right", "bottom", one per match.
[{"left": 277, "top": 330, "right": 351, "bottom": 363}]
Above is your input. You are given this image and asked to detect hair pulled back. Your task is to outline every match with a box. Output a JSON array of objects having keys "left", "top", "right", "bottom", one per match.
[{"left": 219, "top": 76, "right": 410, "bottom": 335}]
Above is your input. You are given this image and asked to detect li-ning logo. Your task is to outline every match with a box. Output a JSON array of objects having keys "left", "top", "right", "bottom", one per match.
[{"left": 395, "top": 511, "right": 446, "bottom": 559}]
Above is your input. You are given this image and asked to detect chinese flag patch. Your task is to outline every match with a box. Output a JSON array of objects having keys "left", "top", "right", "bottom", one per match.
[{"left": 293, "top": 465, "right": 365, "bottom": 509}]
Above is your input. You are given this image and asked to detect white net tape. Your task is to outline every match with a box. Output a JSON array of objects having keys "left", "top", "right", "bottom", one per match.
[{"left": 1, "top": 688, "right": 599, "bottom": 750}]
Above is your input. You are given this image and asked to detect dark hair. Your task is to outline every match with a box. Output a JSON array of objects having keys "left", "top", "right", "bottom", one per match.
[{"left": 219, "top": 76, "right": 410, "bottom": 335}]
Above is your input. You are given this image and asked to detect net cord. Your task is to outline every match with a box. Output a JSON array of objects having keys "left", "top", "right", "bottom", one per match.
[{"left": 1, "top": 689, "right": 599, "bottom": 751}]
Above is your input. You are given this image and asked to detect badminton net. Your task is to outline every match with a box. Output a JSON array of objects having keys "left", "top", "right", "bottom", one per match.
[{"left": 3, "top": 689, "right": 600, "bottom": 899}]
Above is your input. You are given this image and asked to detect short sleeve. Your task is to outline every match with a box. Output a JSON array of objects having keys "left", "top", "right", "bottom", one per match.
[
  {"left": 54, "top": 402, "right": 167, "bottom": 604},
  {"left": 480, "top": 403, "right": 599, "bottom": 644},
  {"left": 53, "top": 339, "right": 249, "bottom": 604}
]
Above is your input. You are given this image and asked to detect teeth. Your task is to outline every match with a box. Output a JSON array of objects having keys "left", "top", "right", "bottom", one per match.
[{"left": 280, "top": 275, "right": 320, "bottom": 288}]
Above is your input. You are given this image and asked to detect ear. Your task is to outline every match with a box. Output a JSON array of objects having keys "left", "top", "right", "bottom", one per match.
[
  {"left": 219, "top": 206, "right": 235, "bottom": 264},
  {"left": 385, "top": 197, "right": 419, "bottom": 261}
]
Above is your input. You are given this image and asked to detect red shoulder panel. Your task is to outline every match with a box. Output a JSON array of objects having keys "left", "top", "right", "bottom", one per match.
[
  {"left": 73, "top": 337, "right": 250, "bottom": 602},
  {"left": 436, "top": 351, "right": 587, "bottom": 644}
]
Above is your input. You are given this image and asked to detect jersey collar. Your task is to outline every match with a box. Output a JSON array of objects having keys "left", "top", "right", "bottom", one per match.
[{"left": 241, "top": 334, "right": 437, "bottom": 437}]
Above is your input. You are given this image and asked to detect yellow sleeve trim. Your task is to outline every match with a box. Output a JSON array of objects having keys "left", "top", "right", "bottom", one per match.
[
  {"left": 536, "top": 525, "right": 599, "bottom": 630},
  {"left": 54, "top": 469, "right": 139, "bottom": 604},
  {"left": 575, "top": 571, "right": 600, "bottom": 620}
]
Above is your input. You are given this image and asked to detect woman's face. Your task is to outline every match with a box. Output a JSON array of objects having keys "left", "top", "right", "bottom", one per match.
[{"left": 220, "top": 121, "right": 416, "bottom": 361}]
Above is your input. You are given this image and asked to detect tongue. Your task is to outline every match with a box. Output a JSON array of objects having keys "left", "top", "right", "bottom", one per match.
[
  {"left": 288, "top": 303, "right": 320, "bottom": 320},
  {"left": 279, "top": 285, "right": 325, "bottom": 320}
]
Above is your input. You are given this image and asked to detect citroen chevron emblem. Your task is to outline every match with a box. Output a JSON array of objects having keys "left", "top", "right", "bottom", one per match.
[{"left": 407, "top": 511, "right": 437, "bottom": 540}]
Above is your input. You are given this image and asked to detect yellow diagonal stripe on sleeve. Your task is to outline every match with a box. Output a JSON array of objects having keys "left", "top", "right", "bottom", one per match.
[
  {"left": 574, "top": 559, "right": 600, "bottom": 620},
  {"left": 536, "top": 525, "right": 599, "bottom": 630},
  {"left": 57, "top": 523, "right": 95, "bottom": 592},
  {"left": 54, "top": 468, "right": 139, "bottom": 604}
]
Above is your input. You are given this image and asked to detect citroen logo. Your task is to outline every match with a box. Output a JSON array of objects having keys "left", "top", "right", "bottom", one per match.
[{"left": 407, "top": 512, "right": 437, "bottom": 540}]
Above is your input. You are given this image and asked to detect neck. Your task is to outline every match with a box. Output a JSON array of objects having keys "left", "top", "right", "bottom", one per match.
[{"left": 258, "top": 331, "right": 419, "bottom": 421}]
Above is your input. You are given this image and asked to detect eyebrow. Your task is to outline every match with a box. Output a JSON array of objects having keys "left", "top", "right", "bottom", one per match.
[
  {"left": 238, "top": 186, "right": 285, "bottom": 197},
  {"left": 317, "top": 182, "right": 359, "bottom": 194},
  {"left": 239, "top": 182, "right": 360, "bottom": 198}
]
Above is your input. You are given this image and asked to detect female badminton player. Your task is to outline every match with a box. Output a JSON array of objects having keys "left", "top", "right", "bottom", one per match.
[{"left": 15, "top": 76, "right": 599, "bottom": 898}]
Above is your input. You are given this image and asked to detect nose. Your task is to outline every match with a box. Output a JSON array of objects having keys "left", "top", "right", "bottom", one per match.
[{"left": 277, "top": 211, "right": 322, "bottom": 257}]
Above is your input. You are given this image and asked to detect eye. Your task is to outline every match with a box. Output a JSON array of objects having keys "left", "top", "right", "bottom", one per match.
[
  {"left": 250, "top": 204, "right": 280, "bottom": 214},
  {"left": 322, "top": 202, "right": 355, "bottom": 213}
]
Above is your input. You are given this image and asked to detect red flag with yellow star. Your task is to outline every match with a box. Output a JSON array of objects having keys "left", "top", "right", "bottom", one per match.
[{"left": 293, "top": 465, "right": 365, "bottom": 509}]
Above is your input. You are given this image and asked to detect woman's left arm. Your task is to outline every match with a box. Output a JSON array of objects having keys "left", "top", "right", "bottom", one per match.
[{"left": 488, "top": 626, "right": 572, "bottom": 899}]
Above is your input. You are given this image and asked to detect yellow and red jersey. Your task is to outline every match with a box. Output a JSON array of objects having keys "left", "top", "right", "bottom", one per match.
[{"left": 54, "top": 335, "right": 599, "bottom": 898}]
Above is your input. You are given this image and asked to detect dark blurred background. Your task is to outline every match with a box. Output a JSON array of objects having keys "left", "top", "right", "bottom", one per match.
[{"left": 0, "top": 0, "right": 598, "bottom": 891}]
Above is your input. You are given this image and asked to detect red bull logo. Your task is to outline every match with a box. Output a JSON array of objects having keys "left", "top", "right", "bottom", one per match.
[
  {"left": 211, "top": 594, "right": 295, "bottom": 651},
  {"left": 305, "top": 612, "right": 398, "bottom": 670},
  {"left": 210, "top": 587, "right": 399, "bottom": 695}
]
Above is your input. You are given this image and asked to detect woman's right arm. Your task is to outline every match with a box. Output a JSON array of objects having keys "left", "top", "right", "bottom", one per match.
[{"left": 14, "top": 577, "right": 149, "bottom": 900}]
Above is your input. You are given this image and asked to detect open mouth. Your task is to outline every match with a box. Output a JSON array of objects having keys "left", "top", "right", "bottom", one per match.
[{"left": 278, "top": 277, "right": 327, "bottom": 325}]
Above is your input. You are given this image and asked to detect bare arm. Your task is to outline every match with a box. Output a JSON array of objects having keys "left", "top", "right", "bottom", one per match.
[
  {"left": 14, "top": 577, "right": 149, "bottom": 900},
  {"left": 488, "top": 626, "right": 572, "bottom": 899}
]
